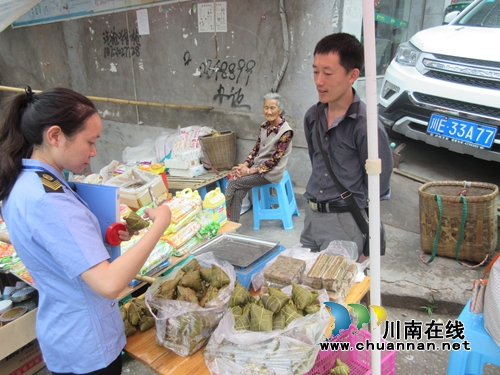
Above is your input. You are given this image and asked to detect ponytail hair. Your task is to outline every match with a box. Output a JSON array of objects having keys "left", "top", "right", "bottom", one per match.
[{"left": 0, "top": 87, "right": 97, "bottom": 200}]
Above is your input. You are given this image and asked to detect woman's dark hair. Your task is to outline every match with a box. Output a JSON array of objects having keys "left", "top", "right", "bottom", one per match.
[
  {"left": 314, "top": 33, "right": 364, "bottom": 73},
  {"left": 0, "top": 87, "right": 97, "bottom": 200}
]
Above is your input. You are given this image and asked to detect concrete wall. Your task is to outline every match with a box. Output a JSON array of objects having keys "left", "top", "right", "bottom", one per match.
[{"left": 0, "top": 0, "right": 441, "bottom": 188}]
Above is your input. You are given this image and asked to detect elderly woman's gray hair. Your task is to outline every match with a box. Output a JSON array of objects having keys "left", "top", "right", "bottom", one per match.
[{"left": 263, "top": 92, "right": 284, "bottom": 114}]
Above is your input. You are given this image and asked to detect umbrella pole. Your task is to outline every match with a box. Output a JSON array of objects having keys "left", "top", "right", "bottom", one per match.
[{"left": 362, "top": 1, "right": 382, "bottom": 374}]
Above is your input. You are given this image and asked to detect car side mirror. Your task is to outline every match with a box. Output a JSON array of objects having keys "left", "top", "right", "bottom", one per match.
[{"left": 443, "top": 11, "right": 460, "bottom": 24}]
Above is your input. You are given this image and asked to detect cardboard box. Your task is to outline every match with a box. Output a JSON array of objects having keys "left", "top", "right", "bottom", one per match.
[
  {"left": 0, "top": 308, "right": 38, "bottom": 361},
  {"left": 105, "top": 169, "right": 168, "bottom": 209},
  {"left": 0, "top": 340, "right": 45, "bottom": 375},
  {"left": 119, "top": 178, "right": 168, "bottom": 209}
]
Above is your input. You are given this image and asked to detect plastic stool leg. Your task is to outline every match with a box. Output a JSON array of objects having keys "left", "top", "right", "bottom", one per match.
[
  {"left": 220, "top": 176, "right": 228, "bottom": 193},
  {"left": 198, "top": 186, "right": 207, "bottom": 201},
  {"left": 465, "top": 352, "right": 482, "bottom": 375},
  {"left": 253, "top": 187, "right": 262, "bottom": 230},
  {"left": 277, "top": 183, "right": 293, "bottom": 230}
]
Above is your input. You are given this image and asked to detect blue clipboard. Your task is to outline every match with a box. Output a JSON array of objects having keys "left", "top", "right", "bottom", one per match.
[{"left": 74, "top": 182, "right": 121, "bottom": 261}]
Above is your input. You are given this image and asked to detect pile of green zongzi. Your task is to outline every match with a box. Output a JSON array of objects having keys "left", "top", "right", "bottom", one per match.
[
  {"left": 146, "top": 256, "right": 235, "bottom": 357},
  {"left": 229, "top": 282, "right": 321, "bottom": 332},
  {"left": 204, "top": 283, "right": 330, "bottom": 375},
  {"left": 120, "top": 297, "right": 156, "bottom": 337},
  {"left": 153, "top": 258, "right": 230, "bottom": 306}
]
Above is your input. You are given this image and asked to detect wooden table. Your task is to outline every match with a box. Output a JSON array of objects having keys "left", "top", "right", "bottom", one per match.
[
  {"left": 166, "top": 170, "right": 230, "bottom": 199},
  {"left": 124, "top": 276, "right": 371, "bottom": 375}
]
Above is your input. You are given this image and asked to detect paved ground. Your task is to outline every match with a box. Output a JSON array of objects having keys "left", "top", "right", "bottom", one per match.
[{"left": 35, "top": 169, "right": 500, "bottom": 374}]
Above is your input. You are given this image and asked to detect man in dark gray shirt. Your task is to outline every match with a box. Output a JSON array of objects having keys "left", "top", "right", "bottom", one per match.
[{"left": 300, "top": 33, "right": 393, "bottom": 261}]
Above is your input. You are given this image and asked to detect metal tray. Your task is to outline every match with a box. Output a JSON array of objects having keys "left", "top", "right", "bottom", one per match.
[{"left": 191, "top": 233, "right": 279, "bottom": 268}]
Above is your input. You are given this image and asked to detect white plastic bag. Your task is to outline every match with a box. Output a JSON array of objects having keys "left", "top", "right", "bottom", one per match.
[
  {"left": 155, "top": 129, "right": 179, "bottom": 162},
  {"left": 203, "top": 286, "right": 330, "bottom": 375},
  {"left": 145, "top": 252, "right": 236, "bottom": 356},
  {"left": 122, "top": 138, "right": 157, "bottom": 164}
]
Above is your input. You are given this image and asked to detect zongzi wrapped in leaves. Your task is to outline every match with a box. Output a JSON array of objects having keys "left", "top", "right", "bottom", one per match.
[
  {"left": 305, "top": 303, "right": 321, "bottom": 315},
  {"left": 195, "top": 282, "right": 208, "bottom": 301},
  {"left": 120, "top": 306, "right": 128, "bottom": 321},
  {"left": 139, "top": 316, "right": 156, "bottom": 332},
  {"left": 229, "top": 281, "right": 254, "bottom": 307},
  {"left": 157, "top": 271, "right": 185, "bottom": 297},
  {"left": 200, "top": 267, "right": 212, "bottom": 283},
  {"left": 180, "top": 269, "right": 203, "bottom": 291},
  {"left": 125, "top": 211, "right": 150, "bottom": 234},
  {"left": 205, "top": 285, "right": 220, "bottom": 303},
  {"left": 282, "top": 303, "right": 303, "bottom": 326},
  {"left": 292, "top": 283, "right": 319, "bottom": 310},
  {"left": 176, "top": 286, "right": 199, "bottom": 304},
  {"left": 124, "top": 319, "right": 137, "bottom": 337},
  {"left": 127, "top": 300, "right": 144, "bottom": 326},
  {"left": 267, "top": 286, "right": 287, "bottom": 297},
  {"left": 231, "top": 305, "right": 243, "bottom": 318},
  {"left": 181, "top": 258, "right": 201, "bottom": 273},
  {"left": 234, "top": 304, "right": 251, "bottom": 331},
  {"left": 210, "top": 264, "right": 230, "bottom": 289},
  {"left": 249, "top": 303, "right": 273, "bottom": 332},
  {"left": 273, "top": 309, "right": 287, "bottom": 330},
  {"left": 260, "top": 293, "right": 290, "bottom": 313}
]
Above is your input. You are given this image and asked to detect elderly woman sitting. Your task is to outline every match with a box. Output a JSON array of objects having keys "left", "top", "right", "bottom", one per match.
[{"left": 225, "top": 92, "right": 293, "bottom": 223}]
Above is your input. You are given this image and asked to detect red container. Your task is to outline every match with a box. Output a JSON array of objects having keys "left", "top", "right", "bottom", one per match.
[{"left": 304, "top": 325, "right": 396, "bottom": 375}]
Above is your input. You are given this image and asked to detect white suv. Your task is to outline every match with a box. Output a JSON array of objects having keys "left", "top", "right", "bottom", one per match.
[{"left": 378, "top": 0, "right": 500, "bottom": 162}]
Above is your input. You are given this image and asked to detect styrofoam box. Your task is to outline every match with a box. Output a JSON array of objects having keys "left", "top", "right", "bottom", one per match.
[
  {"left": 163, "top": 157, "right": 200, "bottom": 170},
  {"left": 169, "top": 164, "right": 207, "bottom": 178}
]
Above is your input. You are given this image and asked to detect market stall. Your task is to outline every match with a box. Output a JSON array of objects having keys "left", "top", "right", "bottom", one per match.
[{"left": 123, "top": 277, "right": 370, "bottom": 375}]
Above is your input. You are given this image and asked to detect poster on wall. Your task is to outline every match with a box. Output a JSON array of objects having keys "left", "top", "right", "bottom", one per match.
[
  {"left": 12, "top": 0, "right": 188, "bottom": 28},
  {"left": 197, "top": 1, "right": 227, "bottom": 33}
]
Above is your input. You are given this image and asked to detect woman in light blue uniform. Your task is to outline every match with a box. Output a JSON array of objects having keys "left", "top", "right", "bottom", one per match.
[{"left": 0, "top": 87, "right": 172, "bottom": 375}]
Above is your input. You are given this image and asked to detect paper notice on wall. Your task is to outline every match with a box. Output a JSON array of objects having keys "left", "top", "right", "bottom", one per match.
[
  {"left": 198, "top": 1, "right": 227, "bottom": 33},
  {"left": 137, "top": 8, "right": 150, "bottom": 35}
]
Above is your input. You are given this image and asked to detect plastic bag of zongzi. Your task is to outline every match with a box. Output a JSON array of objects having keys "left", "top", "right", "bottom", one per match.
[
  {"left": 145, "top": 252, "right": 236, "bottom": 356},
  {"left": 203, "top": 285, "right": 330, "bottom": 375}
]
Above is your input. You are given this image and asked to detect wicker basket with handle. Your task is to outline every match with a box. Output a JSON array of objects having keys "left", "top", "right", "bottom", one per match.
[
  {"left": 419, "top": 181, "right": 498, "bottom": 263},
  {"left": 199, "top": 131, "right": 236, "bottom": 171}
]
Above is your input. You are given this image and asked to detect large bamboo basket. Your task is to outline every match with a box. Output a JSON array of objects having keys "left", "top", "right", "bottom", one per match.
[
  {"left": 419, "top": 181, "right": 498, "bottom": 263},
  {"left": 199, "top": 131, "right": 236, "bottom": 170}
]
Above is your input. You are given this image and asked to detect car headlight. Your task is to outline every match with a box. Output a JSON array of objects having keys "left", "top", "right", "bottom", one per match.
[{"left": 395, "top": 42, "right": 421, "bottom": 66}]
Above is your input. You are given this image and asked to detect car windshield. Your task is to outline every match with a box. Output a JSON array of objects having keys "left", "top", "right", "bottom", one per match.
[{"left": 455, "top": 0, "right": 500, "bottom": 27}]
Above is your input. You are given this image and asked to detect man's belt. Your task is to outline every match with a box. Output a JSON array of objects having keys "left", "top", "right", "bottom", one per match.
[{"left": 308, "top": 200, "right": 350, "bottom": 213}]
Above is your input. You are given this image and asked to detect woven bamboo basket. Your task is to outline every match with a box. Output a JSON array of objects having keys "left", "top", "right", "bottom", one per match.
[
  {"left": 199, "top": 131, "right": 236, "bottom": 170},
  {"left": 419, "top": 181, "right": 498, "bottom": 263}
]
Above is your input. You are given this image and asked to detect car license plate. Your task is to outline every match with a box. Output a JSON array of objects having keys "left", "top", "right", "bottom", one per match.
[{"left": 427, "top": 114, "right": 497, "bottom": 149}]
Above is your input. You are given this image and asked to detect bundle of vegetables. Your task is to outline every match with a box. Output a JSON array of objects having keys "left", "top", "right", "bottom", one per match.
[
  {"left": 120, "top": 297, "right": 156, "bottom": 337},
  {"left": 204, "top": 284, "right": 330, "bottom": 375},
  {"left": 145, "top": 253, "right": 236, "bottom": 356}
]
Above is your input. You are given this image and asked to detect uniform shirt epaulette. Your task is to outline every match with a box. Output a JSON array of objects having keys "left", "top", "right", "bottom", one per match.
[{"left": 36, "top": 171, "right": 64, "bottom": 193}]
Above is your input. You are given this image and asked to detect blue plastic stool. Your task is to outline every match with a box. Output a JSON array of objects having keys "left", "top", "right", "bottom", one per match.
[
  {"left": 197, "top": 178, "right": 227, "bottom": 201},
  {"left": 251, "top": 171, "right": 299, "bottom": 230},
  {"left": 446, "top": 299, "right": 500, "bottom": 375}
]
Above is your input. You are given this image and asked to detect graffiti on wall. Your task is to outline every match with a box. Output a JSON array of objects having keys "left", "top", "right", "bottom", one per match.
[
  {"left": 184, "top": 51, "right": 254, "bottom": 109},
  {"left": 103, "top": 27, "right": 141, "bottom": 58}
]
